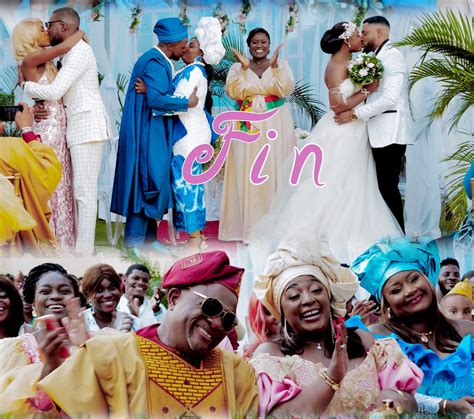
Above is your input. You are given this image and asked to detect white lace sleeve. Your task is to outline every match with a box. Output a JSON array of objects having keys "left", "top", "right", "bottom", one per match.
[
  {"left": 328, "top": 86, "right": 347, "bottom": 109},
  {"left": 415, "top": 393, "right": 441, "bottom": 414}
]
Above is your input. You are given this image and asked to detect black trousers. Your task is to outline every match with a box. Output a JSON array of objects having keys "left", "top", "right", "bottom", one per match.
[{"left": 372, "top": 144, "right": 407, "bottom": 233}]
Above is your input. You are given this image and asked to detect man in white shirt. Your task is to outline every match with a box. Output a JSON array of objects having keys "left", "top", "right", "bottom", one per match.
[
  {"left": 117, "top": 263, "right": 166, "bottom": 327},
  {"left": 335, "top": 16, "right": 411, "bottom": 232},
  {"left": 22, "top": 7, "right": 109, "bottom": 255}
]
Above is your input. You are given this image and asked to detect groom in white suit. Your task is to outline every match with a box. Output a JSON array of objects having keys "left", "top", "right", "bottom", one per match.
[
  {"left": 335, "top": 16, "right": 411, "bottom": 233},
  {"left": 22, "top": 7, "right": 109, "bottom": 255}
]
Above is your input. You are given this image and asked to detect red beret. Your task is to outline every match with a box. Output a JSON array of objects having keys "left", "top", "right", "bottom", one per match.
[{"left": 162, "top": 251, "right": 244, "bottom": 296}]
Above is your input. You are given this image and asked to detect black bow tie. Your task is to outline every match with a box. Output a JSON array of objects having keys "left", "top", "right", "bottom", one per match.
[{"left": 57, "top": 58, "right": 63, "bottom": 70}]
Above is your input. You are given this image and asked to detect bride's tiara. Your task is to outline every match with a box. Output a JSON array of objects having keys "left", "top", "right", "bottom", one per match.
[{"left": 338, "top": 22, "right": 356, "bottom": 40}]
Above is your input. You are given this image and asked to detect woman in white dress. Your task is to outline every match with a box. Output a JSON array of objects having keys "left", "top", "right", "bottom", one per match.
[
  {"left": 219, "top": 28, "right": 298, "bottom": 243},
  {"left": 249, "top": 22, "right": 402, "bottom": 265}
]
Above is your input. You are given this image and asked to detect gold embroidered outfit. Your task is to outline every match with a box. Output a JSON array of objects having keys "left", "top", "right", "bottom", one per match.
[{"left": 39, "top": 330, "right": 259, "bottom": 417}]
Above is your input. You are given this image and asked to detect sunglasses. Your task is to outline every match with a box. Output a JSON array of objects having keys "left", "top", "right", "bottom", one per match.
[
  {"left": 45, "top": 21, "right": 65, "bottom": 29},
  {"left": 189, "top": 289, "right": 237, "bottom": 332}
]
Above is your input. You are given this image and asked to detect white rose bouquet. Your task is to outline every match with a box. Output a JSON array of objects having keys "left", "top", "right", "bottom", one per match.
[{"left": 348, "top": 53, "right": 384, "bottom": 86}]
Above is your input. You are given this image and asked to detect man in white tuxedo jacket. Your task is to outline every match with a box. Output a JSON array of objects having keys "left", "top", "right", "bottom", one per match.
[
  {"left": 336, "top": 16, "right": 411, "bottom": 232},
  {"left": 23, "top": 7, "right": 109, "bottom": 255}
]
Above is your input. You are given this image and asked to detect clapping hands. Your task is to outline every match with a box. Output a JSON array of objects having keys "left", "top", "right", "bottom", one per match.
[
  {"left": 231, "top": 48, "right": 250, "bottom": 70},
  {"left": 37, "top": 297, "right": 89, "bottom": 379},
  {"left": 327, "top": 317, "right": 349, "bottom": 384},
  {"left": 269, "top": 43, "right": 284, "bottom": 68}
]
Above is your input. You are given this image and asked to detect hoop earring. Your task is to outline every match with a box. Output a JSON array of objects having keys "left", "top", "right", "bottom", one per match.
[
  {"left": 283, "top": 320, "right": 295, "bottom": 344},
  {"left": 329, "top": 311, "right": 336, "bottom": 343}
]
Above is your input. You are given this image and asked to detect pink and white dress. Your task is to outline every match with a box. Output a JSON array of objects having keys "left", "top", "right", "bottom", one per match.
[{"left": 32, "top": 72, "right": 76, "bottom": 251}]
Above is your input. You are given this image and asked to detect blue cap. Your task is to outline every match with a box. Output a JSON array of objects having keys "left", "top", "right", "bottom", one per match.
[
  {"left": 350, "top": 239, "right": 439, "bottom": 302},
  {"left": 153, "top": 17, "right": 188, "bottom": 43}
]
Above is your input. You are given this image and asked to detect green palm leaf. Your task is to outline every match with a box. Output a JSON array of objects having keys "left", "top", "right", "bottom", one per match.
[
  {"left": 442, "top": 139, "right": 474, "bottom": 232},
  {"left": 287, "top": 80, "right": 325, "bottom": 128},
  {"left": 394, "top": 10, "right": 473, "bottom": 132},
  {"left": 395, "top": 11, "right": 473, "bottom": 61},
  {"left": 0, "top": 65, "right": 19, "bottom": 94}
]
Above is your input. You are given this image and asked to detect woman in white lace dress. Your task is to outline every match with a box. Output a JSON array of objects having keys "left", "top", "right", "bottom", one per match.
[{"left": 250, "top": 22, "right": 402, "bottom": 266}]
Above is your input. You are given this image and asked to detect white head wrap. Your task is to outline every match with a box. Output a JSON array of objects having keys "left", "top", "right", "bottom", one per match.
[
  {"left": 195, "top": 17, "right": 225, "bottom": 65},
  {"left": 254, "top": 237, "right": 359, "bottom": 321}
]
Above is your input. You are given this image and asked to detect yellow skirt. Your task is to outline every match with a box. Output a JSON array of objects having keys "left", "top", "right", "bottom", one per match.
[{"left": 0, "top": 175, "right": 36, "bottom": 245}]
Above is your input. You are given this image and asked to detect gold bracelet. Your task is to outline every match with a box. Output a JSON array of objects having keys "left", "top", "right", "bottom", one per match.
[
  {"left": 441, "top": 399, "right": 447, "bottom": 416},
  {"left": 319, "top": 368, "right": 341, "bottom": 392},
  {"left": 392, "top": 388, "right": 404, "bottom": 397}
]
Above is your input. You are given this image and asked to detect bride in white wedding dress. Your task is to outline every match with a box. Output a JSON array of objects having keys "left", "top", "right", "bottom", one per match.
[{"left": 249, "top": 21, "right": 402, "bottom": 266}]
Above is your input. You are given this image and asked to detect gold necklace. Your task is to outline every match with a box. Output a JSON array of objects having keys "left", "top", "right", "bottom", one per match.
[{"left": 405, "top": 327, "right": 433, "bottom": 344}]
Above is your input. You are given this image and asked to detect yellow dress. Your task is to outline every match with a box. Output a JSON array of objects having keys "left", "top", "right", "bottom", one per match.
[
  {"left": 0, "top": 175, "right": 36, "bottom": 245},
  {"left": 39, "top": 331, "right": 259, "bottom": 417},
  {"left": 219, "top": 61, "right": 298, "bottom": 242},
  {"left": 0, "top": 334, "right": 48, "bottom": 416},
  {"left": 0, "top": 137, "right": 62, "bottom": 254}
]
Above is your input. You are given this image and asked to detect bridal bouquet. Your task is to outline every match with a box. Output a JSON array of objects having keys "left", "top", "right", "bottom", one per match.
[{"left": 348, "top": 53, "right": 384, "bottom": 86}]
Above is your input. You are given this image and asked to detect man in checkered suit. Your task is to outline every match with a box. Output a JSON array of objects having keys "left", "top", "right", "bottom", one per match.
[{"left": 23, "top": 7, "right": 109, "bottom": 255}]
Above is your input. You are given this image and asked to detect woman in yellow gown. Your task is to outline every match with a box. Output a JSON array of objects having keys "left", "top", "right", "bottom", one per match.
[
  {"left": 0, "top": 174, "right": 36, "bottom": 246},
  {"left": 0, "top": 104, "right": 62, "bottom": 254}
]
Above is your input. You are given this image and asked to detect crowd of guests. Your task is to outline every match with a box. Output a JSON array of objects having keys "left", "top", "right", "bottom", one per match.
[{"left": 0, "top": 238, "right": 473, "bottom": 416}]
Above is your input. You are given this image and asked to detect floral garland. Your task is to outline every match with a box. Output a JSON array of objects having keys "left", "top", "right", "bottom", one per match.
[
  {"left": 212, "top": 2, "right": 230, "bottom": 36},
  {"left": 129, "top": 6, "right": 143, "bottom": 34},
  {"left": 285, "top": 0, "right": 298, "bottom": 37},
  {"left": 90, "top": 0, "right": 104, "bottom": 22},
  {"left": 353, "top": 5, "right": 367, "bottom": 27},
  {"left": 237, "top": 0, "right": 252, "bottom": 35},
  {"left": 178, "top": 0, "right": 190, "bottom": 27}
]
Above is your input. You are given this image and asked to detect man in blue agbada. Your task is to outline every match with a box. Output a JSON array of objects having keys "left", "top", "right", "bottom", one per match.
[{"left": 111, "top": 17, "right": 198, "bottom": 248}]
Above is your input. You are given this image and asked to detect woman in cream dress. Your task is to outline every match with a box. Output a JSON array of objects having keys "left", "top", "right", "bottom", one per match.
[{"left": 219, "top": 27, "right": 297, "bottom": 242}]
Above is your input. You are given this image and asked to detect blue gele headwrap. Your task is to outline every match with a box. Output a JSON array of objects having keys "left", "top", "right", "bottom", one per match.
[
  {"left": 153, "top": 17, "right": 188, "bottom": 43},
  {"left": 350, "top": 239, "right": 440, "bottom": 303}
]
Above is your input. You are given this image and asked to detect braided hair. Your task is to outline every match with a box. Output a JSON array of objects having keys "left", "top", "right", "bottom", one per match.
[{"left": 23, "top": 263, "right": 80, "bottom": 305}]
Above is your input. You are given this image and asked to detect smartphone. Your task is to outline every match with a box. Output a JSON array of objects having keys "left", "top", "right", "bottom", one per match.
[
  {"left": 0, "top": 105, "right": 23, "bottom": 122},
  {"left": 35, "top": 314, "right": 70, "bottom": 358}
]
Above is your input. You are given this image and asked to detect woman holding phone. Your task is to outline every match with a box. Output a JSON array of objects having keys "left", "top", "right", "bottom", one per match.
[
  {"left": 12, "top": 19, "right": 84, "bottom": 252},
  {"left": 0, "top": 263, "right": 88, "bottom": 415}
]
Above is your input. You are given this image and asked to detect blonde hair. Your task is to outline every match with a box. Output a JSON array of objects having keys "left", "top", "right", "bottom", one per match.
[{"left": 12, "top": 18, "right": 57, "bottom": 83}]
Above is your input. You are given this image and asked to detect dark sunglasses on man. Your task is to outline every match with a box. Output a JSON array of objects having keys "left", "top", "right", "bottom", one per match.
[{"left": 189, "top": 289, "right": 237, "bottom": 332}]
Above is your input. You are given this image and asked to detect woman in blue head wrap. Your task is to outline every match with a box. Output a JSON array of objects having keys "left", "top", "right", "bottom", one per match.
[{"left": 351, "top": 239, "right": 474, "bottom": 415}]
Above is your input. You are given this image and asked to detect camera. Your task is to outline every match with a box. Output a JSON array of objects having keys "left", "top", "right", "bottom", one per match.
[{"left": 0, "top": 105, "right": 24, "bottom": 122}]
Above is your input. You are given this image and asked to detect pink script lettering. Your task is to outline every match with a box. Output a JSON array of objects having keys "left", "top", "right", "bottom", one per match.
[{"left": 182, "top": 109, "right": 325, "bottom": 187}]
